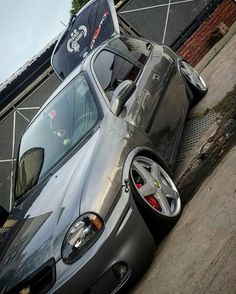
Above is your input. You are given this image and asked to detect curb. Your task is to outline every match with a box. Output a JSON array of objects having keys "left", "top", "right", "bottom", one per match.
[{"left": 177, "top": 113, "right": 236, "bottom": 204}]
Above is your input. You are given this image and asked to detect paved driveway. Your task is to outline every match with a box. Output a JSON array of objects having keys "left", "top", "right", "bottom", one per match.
[{"left": 132, "top": 144, "right": 236, "bottom": 294}]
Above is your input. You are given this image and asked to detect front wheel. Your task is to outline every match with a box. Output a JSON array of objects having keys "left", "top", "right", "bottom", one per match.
[
  {"left": 130, "top": 156, "right": 182, "bottom": 235},
  {"left": 180, "top": 60, "right": 208, "bottom": 103}
]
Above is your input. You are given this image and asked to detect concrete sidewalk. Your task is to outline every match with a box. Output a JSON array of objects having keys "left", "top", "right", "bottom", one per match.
[
  {"left": 174, "top": 27, "right": 236, "bottom": 201},
  {"left": 132, "top": 143, "right": 236, "bottom": 294}
]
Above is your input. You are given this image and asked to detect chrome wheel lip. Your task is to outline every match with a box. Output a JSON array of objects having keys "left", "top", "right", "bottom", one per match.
[
  {"left": 181, "top": 61, "right": 207, "bottom": 92},
  {"left": 130, "top": 156, "right": 181, "bottom": 218}
]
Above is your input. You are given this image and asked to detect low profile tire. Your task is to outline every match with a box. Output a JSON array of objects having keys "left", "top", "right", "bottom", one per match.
[
  {"left": 130, "top": 156, "right": 182, "bottom": 236},
  {"left": 180, "top": 60, "right": 208, "bottom": 104}
]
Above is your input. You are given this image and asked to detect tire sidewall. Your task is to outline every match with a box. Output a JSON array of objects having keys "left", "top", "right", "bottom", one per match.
[{"left": 129, "top": 158, "right": 182, "bottom": 230}]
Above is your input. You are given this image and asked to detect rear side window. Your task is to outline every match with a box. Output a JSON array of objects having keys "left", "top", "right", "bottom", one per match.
[
  {"left": 94, "top": 50, "right": 140, "bottom": 101},
  {"left": 109, "top": 37, "right": 152, "bottom": 65}
]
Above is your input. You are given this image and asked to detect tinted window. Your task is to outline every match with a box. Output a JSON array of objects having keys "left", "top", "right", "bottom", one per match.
[
  {"left": 52, "top": 0, "right": 114, "bottom": 80},
  {"left": 94, "top": 50, "right": 140, "bottom": 101},
  {"left": 109, "top": 37, "right": 151, "bottom": 65},
  {"left": 16, "top": 74, "right": 99, "bottom": 198}
]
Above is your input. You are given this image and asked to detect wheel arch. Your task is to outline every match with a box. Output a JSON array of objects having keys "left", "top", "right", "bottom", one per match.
[
  {"left": 178, "top": 58, "right": 208, "bottom": 104},
  {"left": 122, "top": 146, "right": 172, "bottom": 184}
]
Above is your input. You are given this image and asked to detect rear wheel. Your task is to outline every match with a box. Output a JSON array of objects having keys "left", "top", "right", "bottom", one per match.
[
  {"left": 130, "top": 156, "right": 182, "bottom": 236},
  {"left": 180, "top": 60, "right": 207, "bottom": 103}
]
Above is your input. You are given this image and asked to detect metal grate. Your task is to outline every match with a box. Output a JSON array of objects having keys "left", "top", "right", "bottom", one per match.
[{"left": 174, "top": 111, "right": 217, "bottom": 171}]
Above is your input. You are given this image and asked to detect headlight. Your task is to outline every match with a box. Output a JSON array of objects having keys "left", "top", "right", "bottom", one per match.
[{"left": 62, "top": 213, "right": 104, "bottom": 264}]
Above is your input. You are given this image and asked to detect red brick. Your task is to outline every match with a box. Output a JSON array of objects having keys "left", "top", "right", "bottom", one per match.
[{"left": 177, "top": 0, "right": 236, "bottom": 65}]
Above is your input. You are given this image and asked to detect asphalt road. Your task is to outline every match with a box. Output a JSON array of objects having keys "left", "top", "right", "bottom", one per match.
[{"left": 132, "top": 143, "right": 236, "bottom": 294}]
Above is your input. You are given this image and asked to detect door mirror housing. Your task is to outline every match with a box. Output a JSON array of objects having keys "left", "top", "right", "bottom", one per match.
[{"left": 111, "top": 80, "right": 136, "bottom": 116}]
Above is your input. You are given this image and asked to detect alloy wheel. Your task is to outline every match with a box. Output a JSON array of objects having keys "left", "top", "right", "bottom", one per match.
[
  {"left": 180, "top": 61, "right": 207, "bottom": 92},
  {"left": 130, "top": 156, "right": 181, "bottom": 217}
]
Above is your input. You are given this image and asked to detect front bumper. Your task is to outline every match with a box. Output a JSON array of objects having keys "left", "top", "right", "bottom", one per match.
[{"left": 50, "top": 189, "right": 155, "bottom": 294}]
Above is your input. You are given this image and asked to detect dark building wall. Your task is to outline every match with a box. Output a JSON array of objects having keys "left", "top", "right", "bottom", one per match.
[
  {"left": 177, "top": 0, "right": 236, "bottom": 66},
  {"left": 0, "top": 72, "right": 61, "bottom": 212},
  {"left": 118, "top": 0, "right": 214, "bottom": 47}
]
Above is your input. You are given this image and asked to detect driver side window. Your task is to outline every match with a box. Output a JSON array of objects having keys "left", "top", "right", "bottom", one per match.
[{"left": 94, "top": 50, "right": 140, "bottom": 102}]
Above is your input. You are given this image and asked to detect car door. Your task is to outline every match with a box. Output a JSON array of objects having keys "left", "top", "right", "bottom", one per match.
[
  {"left": 107, "top": 37, "right": 188, "bottom": 165},
  {"left": 141, "top": 47, "right": 189, "bottom": 165},
  {"left": 93, "top": 37, "right": 159, "bottom": 128},
  {"left": 93, "top": 38, "right": 188, "bottom": 166}
]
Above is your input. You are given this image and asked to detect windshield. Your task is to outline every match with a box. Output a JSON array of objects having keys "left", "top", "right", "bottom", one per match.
[
  {"left": 52, "top": 0, "right": 116, "bottom": 80},
  {"left": 15, "top": 73, "right": 99, "bottom": 198}
]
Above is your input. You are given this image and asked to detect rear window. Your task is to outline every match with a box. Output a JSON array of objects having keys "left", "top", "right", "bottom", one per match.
[
  {"left": 52, "top": 0, "right": 115, "bottom": 80},
  {"left": 15, "top": 74, "right": 99, "bottom": 198},
  {"left": 109, "top": 37, "right": 152, "bottom": 65}
]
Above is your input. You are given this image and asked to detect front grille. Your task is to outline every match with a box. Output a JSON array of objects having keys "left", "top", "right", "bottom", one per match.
[{"left": 7, "top": 258, "right": 55, "bottom": 294}]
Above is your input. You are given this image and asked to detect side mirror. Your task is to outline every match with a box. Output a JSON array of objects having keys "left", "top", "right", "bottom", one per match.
[
  {"left": 15, "top": 147, "right": 44, "bottom": 198},
  {"left": 111, "top": 80, "right": 136, "bottom": 116}
]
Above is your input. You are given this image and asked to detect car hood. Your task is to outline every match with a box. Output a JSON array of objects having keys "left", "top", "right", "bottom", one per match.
[{"left": 0, "top": 129, "right": 102, "bottom": 291}]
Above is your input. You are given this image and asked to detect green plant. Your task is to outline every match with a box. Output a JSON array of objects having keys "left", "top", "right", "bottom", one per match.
[{"left": 70, "top": 0, "right": 89, "bottom": 16}]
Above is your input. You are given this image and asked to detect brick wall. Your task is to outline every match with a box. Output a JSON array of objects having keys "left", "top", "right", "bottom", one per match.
[{"left": 177, "top": 0, "right": 236, "bottom": 66}]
